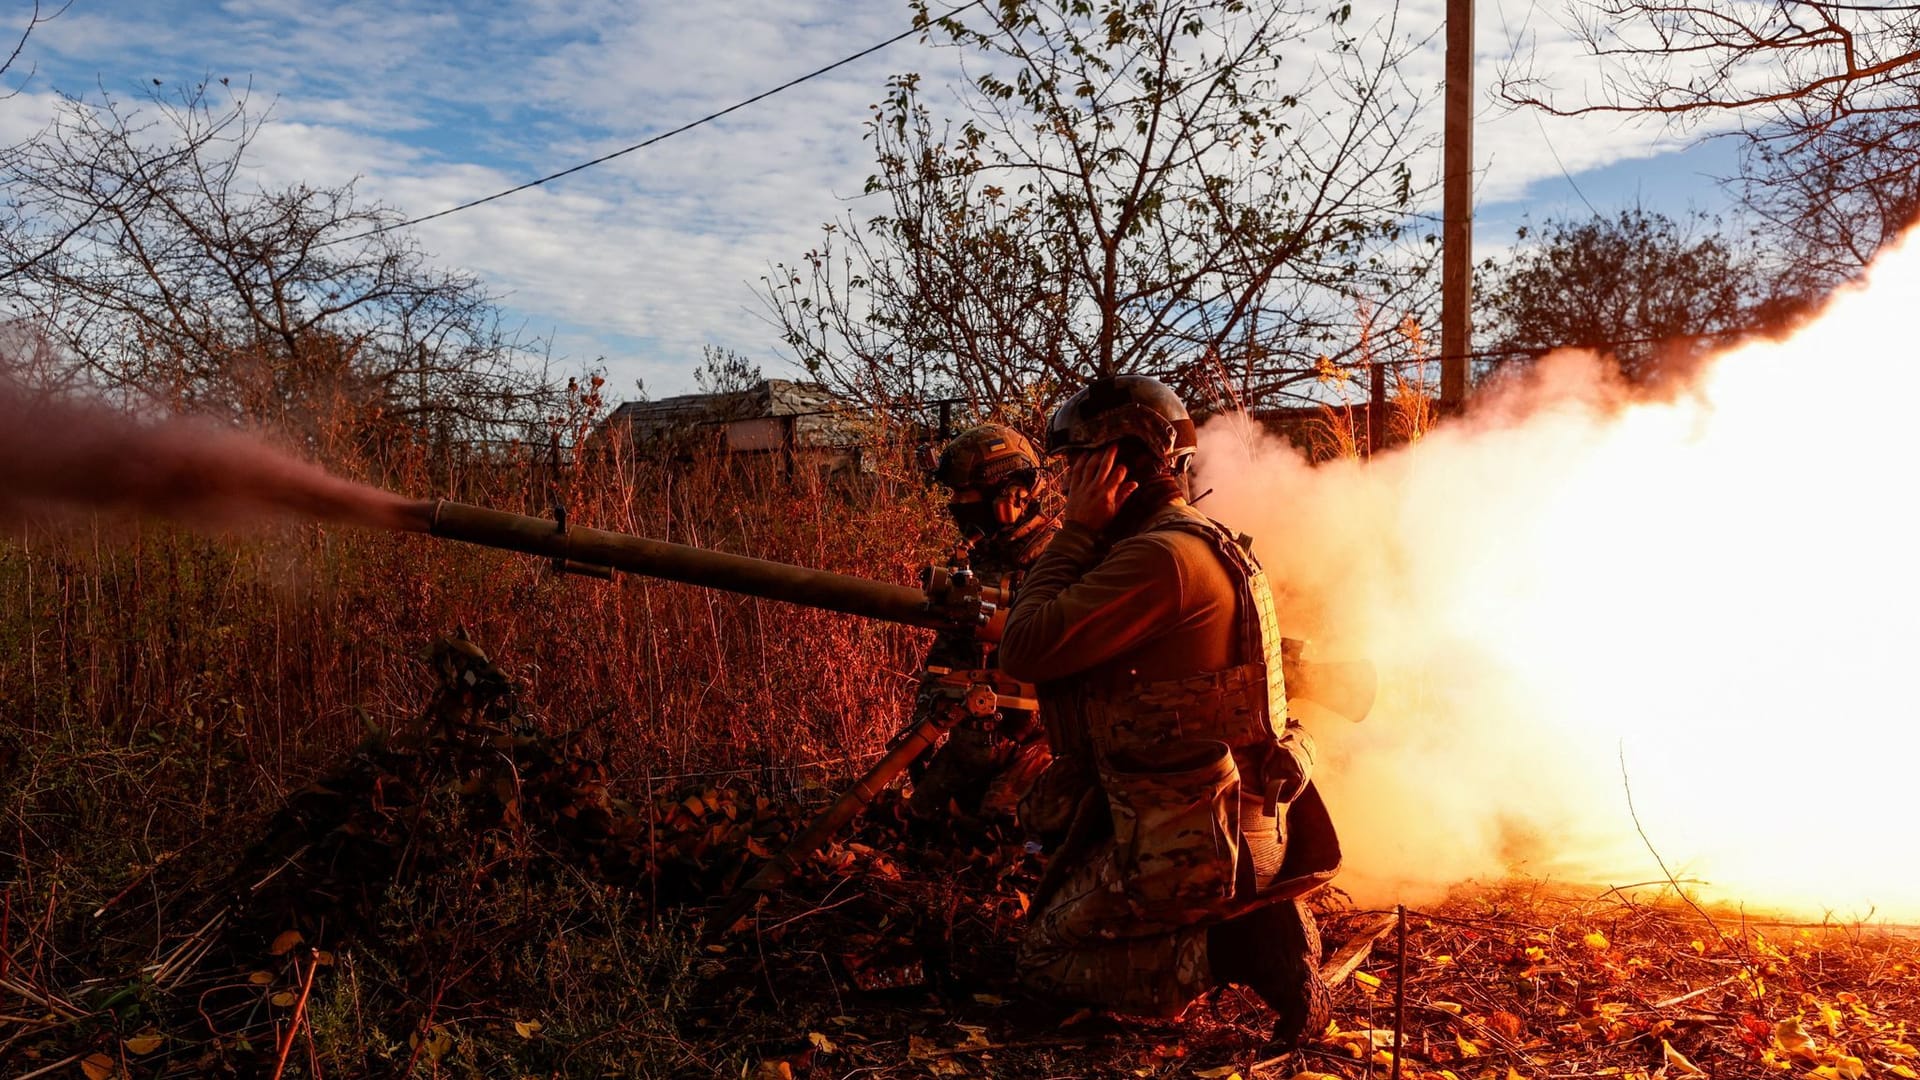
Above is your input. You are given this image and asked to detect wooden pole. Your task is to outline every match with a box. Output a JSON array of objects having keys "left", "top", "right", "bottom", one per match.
[
  {"left": 1440, "top": 0, "right": 1474, "bottom": 406},
  {"left": 1368, "top": 361, "right": 1386, "bottom": 456}
]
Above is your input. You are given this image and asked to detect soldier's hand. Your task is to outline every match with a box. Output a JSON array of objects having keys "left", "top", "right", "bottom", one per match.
[{"left": 1063, "top": 445, "right": 1137, "bottom": 532}]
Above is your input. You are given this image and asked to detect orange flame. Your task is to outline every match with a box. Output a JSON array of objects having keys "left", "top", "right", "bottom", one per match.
[{"left": 1199, "top": 225, "right": 1920, "bottom": 922}]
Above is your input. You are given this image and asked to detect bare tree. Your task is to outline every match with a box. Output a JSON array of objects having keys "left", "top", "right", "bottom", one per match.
[
  {"left": 1500, "top": 1, "right": 1920, "bottom": 120},
  {"left": 766, "top": 0, "right": 1437, "bottom": 420},
  {"left": 1498, "top": 1, "right": 1920, "bottom": 283},
  {"left": 1738, "top": 102, "right": 1920, "bottom": 290},
  {"left": 0, "top": 82, "right": 560, "bottom": 453},
  {"left": 1, "top": 1, "right": 65, "bottom": 99}
]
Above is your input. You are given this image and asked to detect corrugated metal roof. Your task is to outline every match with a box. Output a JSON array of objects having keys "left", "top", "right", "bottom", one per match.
[{"left": 602, "top": 379, "right": 865, "bottom": 448}]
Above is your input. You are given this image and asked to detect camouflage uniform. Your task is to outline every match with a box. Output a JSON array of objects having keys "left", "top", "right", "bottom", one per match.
[
  {"left": 999, "top": 501, "right": 1340, "bottom": 1017},
  {"left": 908, "top": 426, "right": 1059, "bottom": 820}
]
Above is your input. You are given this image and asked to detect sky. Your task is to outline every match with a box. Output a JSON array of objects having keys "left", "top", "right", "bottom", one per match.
[{"left": 0, "top": 0, "right": 1740, "bottom": 398}]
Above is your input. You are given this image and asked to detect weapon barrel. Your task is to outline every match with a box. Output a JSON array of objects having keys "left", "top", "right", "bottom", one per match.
[{"left": 427, "top": 499, "right": 976, "bottom": 633}]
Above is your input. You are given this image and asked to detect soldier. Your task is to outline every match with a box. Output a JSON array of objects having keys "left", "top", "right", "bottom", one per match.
[
  {"left": 907, "top": 424, "right": 1060, "bottom": 820},
  {"left": 997, "top": 376, "right": 1341, "bottom": 1045}
]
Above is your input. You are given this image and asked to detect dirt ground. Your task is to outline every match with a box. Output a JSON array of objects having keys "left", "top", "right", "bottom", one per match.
[{"left": 6, "top": 644, "right": 1915, "bottom": 1079}]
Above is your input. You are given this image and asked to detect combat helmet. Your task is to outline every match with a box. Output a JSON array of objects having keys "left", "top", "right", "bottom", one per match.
[
  {"left": 934, "top": 423, "right": 1042, "bottom": 492},
  {"left": 933, "top": 424, "right": 1055, "bottom": 565},
  {"left": 1045, "top": 374, "right": 1197, "bottom": 474}
]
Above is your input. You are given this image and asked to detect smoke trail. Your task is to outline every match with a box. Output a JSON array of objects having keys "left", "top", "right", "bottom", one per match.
[
  {"left": 1197, "top": 227, "right": 1920, "bottom": 921},
  {"left": 0, "top": 381, "right": 428, "bottom": 533}
]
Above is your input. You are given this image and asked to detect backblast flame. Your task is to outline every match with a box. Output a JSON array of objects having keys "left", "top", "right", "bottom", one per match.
[{"left": 1199, "top": 223, "right": 1920, "bottom": 922}]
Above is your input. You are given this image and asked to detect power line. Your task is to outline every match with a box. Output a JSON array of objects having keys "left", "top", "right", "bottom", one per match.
[
  {"left": 333, "top": 0, "right": 985, "bottom": 245},
  {"left": 1492, "top": 0, "right": 1600, "bottom": 217}
]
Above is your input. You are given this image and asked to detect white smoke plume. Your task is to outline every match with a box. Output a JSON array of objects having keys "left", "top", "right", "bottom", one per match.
[{"left": 1196, "top": 227, "right": 1920, "bottom": 922}]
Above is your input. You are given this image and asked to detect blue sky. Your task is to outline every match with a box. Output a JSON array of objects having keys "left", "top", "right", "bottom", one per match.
[{"left": 2, "top": 0, "right": 1737, "bottom": 398}]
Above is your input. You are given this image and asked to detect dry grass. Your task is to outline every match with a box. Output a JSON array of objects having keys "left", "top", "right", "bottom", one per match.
[{"left": 5, "top": 428, "right": 1915, "bottom": 1079}]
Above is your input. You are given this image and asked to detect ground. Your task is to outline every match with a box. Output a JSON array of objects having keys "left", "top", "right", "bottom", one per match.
[{"left": 5, "top": 646, "right": 1915, "bottom": 1079}]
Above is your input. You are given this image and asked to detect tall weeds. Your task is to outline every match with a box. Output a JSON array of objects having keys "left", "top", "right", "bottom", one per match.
[{"left": 0, "top": 428, "right": 947, "bottom": 872}]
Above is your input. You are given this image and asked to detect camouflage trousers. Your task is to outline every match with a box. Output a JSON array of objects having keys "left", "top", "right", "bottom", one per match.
[
  {"left": 1015, "top": 836, "right": 1214, "bottom": 1017},
  {"left": 1016, "top": 787, "right": 1287, "bottom": 1017}
]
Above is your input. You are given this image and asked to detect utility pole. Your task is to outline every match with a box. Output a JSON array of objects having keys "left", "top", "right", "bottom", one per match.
[{"left": 1440, "top": 0, "right": 1474, "bottom": 406}]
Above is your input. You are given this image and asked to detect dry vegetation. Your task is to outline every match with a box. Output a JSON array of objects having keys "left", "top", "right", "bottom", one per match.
[{"left": 3, "top": 429, "right": 1915, "bottom": 1079}]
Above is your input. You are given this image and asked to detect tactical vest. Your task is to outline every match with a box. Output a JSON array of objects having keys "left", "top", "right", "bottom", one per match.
[
  {"left": 1072, "top": 502, "right": 1334, "bottom": 914},
  {"left": 1082, "top": 502, "right": 1288, "bottom": 763}
]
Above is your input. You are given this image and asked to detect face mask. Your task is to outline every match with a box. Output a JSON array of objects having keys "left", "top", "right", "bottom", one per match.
[{"left": 948, "top": 498, "right": 1002, "bottom": 538}]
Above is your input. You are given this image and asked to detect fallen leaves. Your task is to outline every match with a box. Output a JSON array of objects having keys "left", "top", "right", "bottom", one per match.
[{"left": 123, "top": 1033, "right": 165, "bottom": 1055}]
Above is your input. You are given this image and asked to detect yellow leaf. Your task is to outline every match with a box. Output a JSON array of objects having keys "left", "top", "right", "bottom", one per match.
[
  {"left": 1886, "top": 1042, "right": 1918, "bottom": 1059},
  {"left": 513, "top": 1019, "right": 542, "bottom": 1039},
  {"left": 1432, "top": 954, "right": 1455, "bottom": 966},
  {"left": 1506, "top": 1069, "right": 1530, "bottom": 1080},
  {"left": 269, "top": 929, "right": 304, "bottom": 956},
  {"left": 1662, "top": 1040, "right": 1706, "bottom": 1077},
  {"left": 271, "top": 991, "right": 297, "bottom": 1007},
  {"left": 124, "top": 1034, "right": 166, "bottom": 1055},
  {"left": 409, "top": 1026, "right": 453, "bottom": 1062},
  {"left": 972, "top": 993, "right": 1004, "bottom": 1005},
  {"left": 1456, "top": 1034, "right": 1483, "bottom": 1057},
  {"left": 909, "top": 1034, "right": 938, "bottom": 1059},
  {"left": 248, "top": 970, "right": 275, "bottom": 985},
  {"left": 1352, "top": 970, "right": 1381, "bottom": 989},
  {"left": 1431, "top": 1000, "right": 1463, "bottom": 1015},
  {"left": 1775, "top": 1018, "right": 1818, "bottom": 1059},
  {"left": 808, "top": 1031, "right": 837, "bottom": 1054},
  {"left": 1584, "top": 932, "right": 1610, "bottom": 950},
  {"left": 80, "top": 1054, "right": 118, "bottom": 1080},
  {"left": 1524, "top": 946, "right": 1547, "bottom": 962},
  {"left": 1690, "top": 939, "right": 1706, "bottom": 954},
  {"left": 954, "top": 1025, "right": 990, "bottom": 1051},
  {"left": 1193, "top": 1067, "right": 1241, "bottom": 1079},
  {"left": 1887, "top": 1064, "right": 1917, "bottom": 1079}
]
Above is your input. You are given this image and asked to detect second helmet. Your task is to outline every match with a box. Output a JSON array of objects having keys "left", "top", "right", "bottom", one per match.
[{"left": 1045, "top": 375, "right": 1197, "bottom": 473}]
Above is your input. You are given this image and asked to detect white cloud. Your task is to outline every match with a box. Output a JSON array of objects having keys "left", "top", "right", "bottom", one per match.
[{"left": 5, "top": 0, "right": 1742, "bottom": 395}]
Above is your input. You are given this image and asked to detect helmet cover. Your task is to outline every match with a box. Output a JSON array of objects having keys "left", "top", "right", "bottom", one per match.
[
  {"left": 1045, "top": 375, "right": 1197, "bottom": 471},
  {"left": 934, "top": 424, "right": 1041, "bottom": 491}
]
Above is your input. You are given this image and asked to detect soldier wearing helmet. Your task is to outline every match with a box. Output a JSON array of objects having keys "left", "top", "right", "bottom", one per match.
[
  {"left": 907, "top": 423, "right": 1060, "bottom": 820},
  {"left": 998, "top": 375, "right": 1341, "bottom": 1046}
]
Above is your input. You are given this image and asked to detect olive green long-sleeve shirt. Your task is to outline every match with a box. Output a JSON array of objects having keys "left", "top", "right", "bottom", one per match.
[{"left": 998, "top": 503, "right": 1239, "bottom": 688}]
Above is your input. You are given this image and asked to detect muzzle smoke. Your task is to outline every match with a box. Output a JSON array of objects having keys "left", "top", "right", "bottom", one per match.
[
  {"left": 0, "top": 381, "right": 427, "bottom": 533},
  {"left": 1197, "top": 226, "right": 1920, "bottom": 922}
]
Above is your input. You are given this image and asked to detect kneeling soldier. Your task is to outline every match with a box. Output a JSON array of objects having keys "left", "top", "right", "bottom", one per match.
[{"left": 998, "top": 376, "right": 1341, "bottom": 1045}]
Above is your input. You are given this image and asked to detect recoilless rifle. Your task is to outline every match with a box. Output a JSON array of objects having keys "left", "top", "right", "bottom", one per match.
[{"left": 414, "top": 499, "right": 1376, "bottom": 938}]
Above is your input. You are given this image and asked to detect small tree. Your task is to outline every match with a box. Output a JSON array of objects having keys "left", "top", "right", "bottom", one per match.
[
  {"left": 1475, "top": 208, "right": 1771, "bottom": 384},
  {"left": 766, "top": 0, "right": 1435, "bottom": 420}
]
